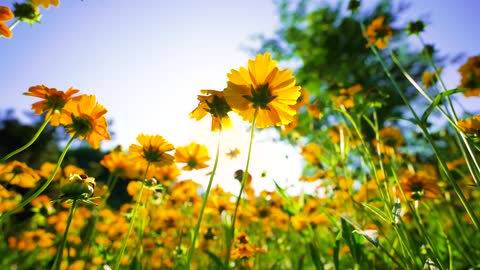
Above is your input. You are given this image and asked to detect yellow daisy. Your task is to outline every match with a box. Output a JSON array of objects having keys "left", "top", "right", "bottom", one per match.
[
  {"left": 129, "top": 134, "right": 175, "bottom": 166},
  {"left": 224, "top": 52, "right": 301, "bottom": 128},
  {"left": 189, "top": 89, "right": 232, "bottom": 131},
  {"left": 174, "top": 142, "right": 210, "bottom": 170}
]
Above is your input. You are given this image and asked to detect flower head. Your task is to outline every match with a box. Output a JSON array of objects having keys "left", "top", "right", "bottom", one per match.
[
  {"left": 60, "top": 174, "right": 96, "bottom": 200},
  {"left": 31, "top": 0, "right": 60, "bottom": 9},
  {"left": 365, "top": 16, "right": 393, "bottom": 49},
  {"left": 400, "top": 171, "right": 440, "bottom": 201},
  {"left": 0, "top": 6, "right": 14, "bottom": 38},
  {"left": 190, "top": 90, "right": 232, "bottom": 131},
  {"left": 24, "top": 85, "right": 80, "bottom": 126},
  {"left": 0, "top": 161, "right": 40, "bottom": 188},
  {"left": 457, "top": 115, "right": 480, "bottom": 136},
  {"left": 224, "top": 53, "right": 301, "bottom": 128},
  {"left": 226, "top": 148, "right": 240, "bottom": 159},
  {"left": 100, "top": 151, "right": 139, "bottom": 179},
  {"left": 458, "top": 55, "right": 480, "bottom": 97},
  {"left": 59, "top": 94, "right": 110, "bottom": 149},
  {"left": 372, "top": 126, "right": 404, "bottom": 155},
  {"left": 175, "top": 142, "right": 210, "bottom": 170},
  {"left": 129, "top": 134, "right": 175, "bottom": 166}
]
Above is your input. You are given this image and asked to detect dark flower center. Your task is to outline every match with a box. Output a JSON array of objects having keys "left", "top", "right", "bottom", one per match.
[{"left": 243, "top": 84, "right": 277, "bottom": 110}]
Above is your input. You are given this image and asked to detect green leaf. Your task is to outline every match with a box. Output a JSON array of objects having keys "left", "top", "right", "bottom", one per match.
[
  {"left": 353, "top": 229, "right": 379, "bottom": 247},
  {"left": 360, "top": 202, "right": 390, "bottom": 223},
  {"left": 421, "top": 88, "right": 469, "bottom": 125},
  {"left": 204, "top": 249, "right": 224, "bottom": 269},
  {"left": 308, "top": 242, "right": 324, "bottom": 270}
]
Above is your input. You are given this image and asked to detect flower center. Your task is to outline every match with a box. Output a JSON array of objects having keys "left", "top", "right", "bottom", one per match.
[
  {"left": 143, "top": 146, "right": 163, "bottom": 163},
  {"left": 187, "top": 158, "right": 198, "bottom": 169},
  {"left": 206, "top": 95, "right": 231, "bottom": 118},
  {"left": 242, "top": 84, "right": 277, "bottom": 110},
  {"left": 67, "top": 115, "right": 93, "bottom": 137}
]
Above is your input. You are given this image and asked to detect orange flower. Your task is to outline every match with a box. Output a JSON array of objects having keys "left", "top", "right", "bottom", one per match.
[
  {"left": 175, "top": 142, "right": 210, "bottom": 170},
  {"left": 100, "top": 151, "right": 139, "bottom": 179},
  {"left": 31, "top": 0, "right": 60, "bottom": 8},
  {"left": 457, "top": 115, "right": 480, "bottom": 136},
  {"left": 129, "top": 134, "right": 175, "bottom": 166},
  {"left": 365, "top": 16, "right": 393, "bottom": 49},
  {"left": 0, "top": 161, "right": 40, "bottom": 188},
  {"left": 190, "top": 90, "right": 232, "bottom": 131},
  {"left": 400, "top": 171, "right": 441, "bottom": 201},
  {"left": 224, "top": 52, "right": 301, "bottom": 128},
  {"left": 59, "top": 94, "right": 110, "bottom": 149},
  {"left": 23, "top": 85, "right": 80, "bottom": 126},
  {"left": 372, "top": 126, "right": 404, "bottom": 155},
  {"left": 0, "top": 6, "right": 13, "bottom": 39},
  {"left": 458, "top": 55, "right": 480, "bottom": 97}
]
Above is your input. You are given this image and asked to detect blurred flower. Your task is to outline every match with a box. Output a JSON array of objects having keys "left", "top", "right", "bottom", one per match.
[
  {"left": 60, "top": 94, "right": 110, "bottom": 149},
  {"left": 0, "top": 6, "right": 14, "bottom": 38},
  {"left": 457, "top": 115, "right": 480, "bottom": 136},
  {"left": 365, "top": 16, "right": 392, "bottom": 49},
  {"left": 8, "top": 229, "right": 55, "bottom": 251},
  {"left": 129, "top": 134, "right": 175, "bottom": 166},
  {"left": 400, "top": 171, "right": 441, "bottom": 201},
  {"left": 24, "top": 85, "right": 80, "bottom": 126},
  {"left": 100, "top": 151, "right": 139, "bottom": 179},
  {"left": 406, "top": 20, "right": 425, "bottom": 35},
  {"left": 38, "top": 162, "right": 62, "bottom": 181},
  {"left": 421, "top": 68, "right": 442, "bottom": 89},
  {"left": 230, "top": 233, "right": 267, "bottom": 260},
  {"left": 13, "top": 2, "right": 41, "bottom": 24},
  {"left": 301, "top": 143, "right": 323, "bottom": 166},
  {"left": 224, "top": 52, "right": 301, "bottom": 128},
  {"left": 31, "top": 0, "right": 60, "bottom": 9},
  {"left": 190, "top": 90, "right": 232, "bottom": 131},
  {"left": 175, "top": 142, "right": 210, "bottom": 170},
  {"left": 458, "top": 55, "right": 480, "bottom": 97},
  {"left": 151, "top": 163, "right": 180, "bottom": 186},
  {"left": 0, "top": 161, "right": 40, "bottom": 188},
  {"left": 372, "top": 126, "right": 404, "bottom": 155},
  {"left": 226, "top": 148, "right": 240, "bottom": 159}
]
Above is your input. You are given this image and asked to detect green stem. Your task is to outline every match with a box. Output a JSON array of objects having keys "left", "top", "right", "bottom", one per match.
[
  {"left": 225, "top": 109, "right": 258, "bottom": 268},
  {"left": 113, "top": 162, "right": 150, "bottom": 270},
  {"left": 1, "top": 113, "right": 53, "bottom": 163},
  {"left": 359, "top": 22, "right": 480, "bottom": 229},
  {"left": 52, "top": 199, "right": 78, "bottom": 270},
  {"left": 0, "top": 135, "right": 75, "bottom": 221},
  {"left": 186, "top": 127, "right": 222, "bottom": 268}
]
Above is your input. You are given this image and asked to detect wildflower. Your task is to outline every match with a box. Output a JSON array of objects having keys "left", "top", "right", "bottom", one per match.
[
  {"left": 365, "top": 16, "right": 393, "bottom": 49},
  {"left": 100, "top": 151, "right": 139, "bottom": 179},
  {"left": 400, "top": 171, "right": 441, "bottom": 201},
  {"left": 24, "top": 85, "right": 80, "bottom": 126},
  {"left": 224, "top": 52, "right": 301, "bottom": 128},
  {"left": 458, "top": 55, "right": 480, "bottom": 97},
  {"left": 422, "top": 68, "right": 442, "bottom": 89},
  {"left": 151, "top": 164, "right": 180, "bottom": 186},
  {"left": 457, "top": 115, "right": 480, "bottom": 136},
  {"left": 347, "top": 0, "right": 361, "bottom": 13},
  {"left": 129, "top": 134, "right": 175, "bottom": 166},
  {"left": 59, "top": 94, "right": 110, "bottom": 149},
  {"left": 230, "top": 233, "right": 267, "bottom": 260},
  {"left": 301, "top": 143, "right": 323, "bottom": 166},
  {"left": 372, "top": 126, "right": 404, "bottom": 155},
  {"left": 0, "top": 161, "right": 40, "bottom": 188},
  {"left": 31, "top": 0, "right": 60, "bottom": 8},
  {"left": 226, "top": 148, "right": 240, "bottom": 159},
  {"left": 38, "top": 162, "right": 62, "bottom": 181},
  {"left": 8, "top": 229, "right": 55, "bottom": 251},
  {"left": 60, "top": 174, "right": 96, "bottom": 200},
  {"left": 175, "top": 142, "right": 210, "bottom": 170},
  {"left": 0, "top": 6, "right": 13, "bottom": 38},
  {"left": 190, "top": 90, "right": 233, "bottom": 131}
]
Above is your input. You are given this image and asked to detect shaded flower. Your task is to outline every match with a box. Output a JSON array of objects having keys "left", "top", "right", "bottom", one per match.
[
  {"left": 190, "top": 90, "right": 232, "bottom": 131},
  {"left": 59, "top": 94, "right": 110, "bottom": 149},
  {"left": 400, "top": 171, "right": 441, "bottom": 201},
  {"left": 458, "top": 55, "right": 480, "bottom": 97},
  {"left": 421, "top": 68, "right": 442, "bottom": 89},
  {"left": 365, "top": 16, "right": 393, "bottom": 49},
  {"left": 31, "top": 0, "right": 60, "bottom": 9},
  {"left": 224, "top": 52, "right": 301, "bottom": 128},
  {"left": 24, "top": 85, "right": 80, "bottom": 126},
  {"left": 0, "top": 6, "right": 13, "bottom": 38},
  {"left": 372, "top": 126, "right": 404, "bottom": 155},
  {"left": 226, "top": 148, "right": 240, "bottom": 159},
  {"left": 175, "top": 142, "right": 210, "bottom": 170},
  {"left": 457, "top": 115, "right": 480, "bottom": 136},
  {"left": 0, "top": 161, "right": 40, "bottom": 188},
  {"left": 406, "top": 20, "right": 425, "bottom": 35},
  {"left": 13, "top": 2, "right": 41, "bottom": 24},
  {"left": 129, "top": 134, "right": 174, "bottom": 166}
]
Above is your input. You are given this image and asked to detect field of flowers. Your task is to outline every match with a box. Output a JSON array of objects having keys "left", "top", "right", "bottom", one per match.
[{"left": 1, "top": 1, "right": 480, "bottom": 270}]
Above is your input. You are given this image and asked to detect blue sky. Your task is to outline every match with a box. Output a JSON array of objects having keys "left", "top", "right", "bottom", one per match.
[{"left": 1, "top": 0, "right": 478, "bottom": 193}]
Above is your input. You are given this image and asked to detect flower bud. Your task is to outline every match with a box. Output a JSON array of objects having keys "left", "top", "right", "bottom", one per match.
[{"left": 61, "top": 174, "right": 96, "bottom": 199}]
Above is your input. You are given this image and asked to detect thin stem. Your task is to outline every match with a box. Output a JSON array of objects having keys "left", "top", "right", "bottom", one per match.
[
  {"left": 186, "top": 127, "right": 222, "bottom": 268},
  {"left": 1, "top": 113, "right": 53, "bottom": 163},
  {"left": 8, "top": 19, "right": 20, "bottom": 31},
  {"left": 52, "top": 199, "right": 78, "bottom": 270},
  {"left": 0, "top": 135, "right": 76, "bottom": 221},
  {"left": 225, "top": 109, "right": 258, "bottom": 268},
  {"left": 113, "top": 162, "right": 150, "bottom": 270}
]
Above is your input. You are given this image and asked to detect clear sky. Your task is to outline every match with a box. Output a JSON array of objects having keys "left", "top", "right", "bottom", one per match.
[{"left": 1, "top": 0, "right": 478, "bottom": 193}]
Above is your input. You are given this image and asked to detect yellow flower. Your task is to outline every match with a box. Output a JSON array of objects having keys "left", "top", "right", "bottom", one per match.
[
  {"left": 59, "top": 94, "right": 110, "bottom": 149},
  {"left": 226, "top": 148, "right": 240, "bottom": 159},
  {"left": 400, "top": 171, "right": 441, "bottom": 201},
  {"left": 0, "top": 161, "right": 40, "bottom": 188},
  {"left": 100, "top": 151, "right": 139, "bottom": 179},
  {"left": 190, "top": 90, "right": 233, "bottom": 131},
  {"left": 175, "top": 142, "right": 210, "bottom": 170},
  {"left": 129, "top": 134, "right": 175, "bottom": 166},
  {"left": 421, "top": 68, "right": 442, "bottom": 89},
  {"left": 365, "top": 16, "right": 393, "bottom": 49},
  {"left": 23, "top": 85, "right": 80, "bottom": 126},
  {"left": 457, "top": 115, "right": 480, "bottom": 136},
  {"left": 31, "top": 0, "right": 60, "bottom": 8},
  {"left": 458, "top": 55, "right": 480, "bottom": 97},
  {"left": 224, "top": 52, "right": 301, "bottom": 128},
  {"left": 151, "top": 164, "right": 180, "bottom": 186},
  {"left": 301, "top": 143, "right": 323, "bottom": 166},
  {"left": 372, "top": 126, "right": 404, "bottom": 155},
  {"left": 0, "top": 6, "right": 13, "bottom": 38}
]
